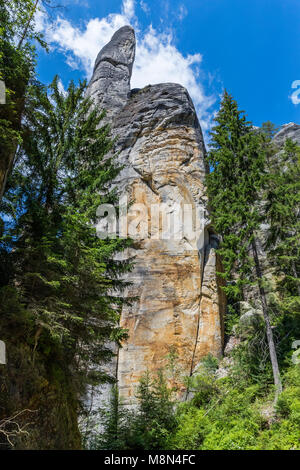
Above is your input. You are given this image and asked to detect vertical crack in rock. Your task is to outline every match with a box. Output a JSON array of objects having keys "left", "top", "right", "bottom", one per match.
[
  {"left": 188, "top": 231, "right": 225, "bottom": 391},
  {"left": 188, "top": 229, "right": 209, "bottom": 380},
  {"left": 86, "top": 26, "right": 225, "bottom": 406}
]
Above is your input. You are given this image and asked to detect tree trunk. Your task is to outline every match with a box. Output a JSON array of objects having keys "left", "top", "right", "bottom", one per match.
[
  {"left": 0, "top": 143, "right": 18, "bottom": 201},
  {"left": 251, "top": 236, "right": 282, "bottom": 401}
]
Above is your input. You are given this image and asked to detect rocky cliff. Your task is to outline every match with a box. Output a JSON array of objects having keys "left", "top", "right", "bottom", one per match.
[{"left": 87, "top": 26, "right": 225, "bottom": 404}]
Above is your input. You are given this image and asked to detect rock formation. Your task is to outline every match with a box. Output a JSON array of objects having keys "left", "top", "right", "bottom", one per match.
[
  {"left": 86, "top": 25, "right": 225, "bottom": 405},
  {"left": 273, "top": 122, "right": 300, "bottom": 147}
]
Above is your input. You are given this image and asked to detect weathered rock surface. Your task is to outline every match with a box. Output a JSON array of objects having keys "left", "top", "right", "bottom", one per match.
[
  {"left": 273, "top": 122, "right": 300, "bottom": 147},
  {"left": 86, "top": 26, "right": 225, "bottom": 405},
  {"left": 86, "top": 25, "right": 135, "bottom": 124}
]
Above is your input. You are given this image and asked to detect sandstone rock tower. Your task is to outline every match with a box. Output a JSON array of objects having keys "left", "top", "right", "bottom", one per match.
[{"left": 87, "top": 26, "right": 225, "bottom": 404}]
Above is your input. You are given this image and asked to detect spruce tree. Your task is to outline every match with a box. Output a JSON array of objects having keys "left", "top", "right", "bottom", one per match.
[{"left": 206, "top": 91, "right": 282, "bottom": 399}]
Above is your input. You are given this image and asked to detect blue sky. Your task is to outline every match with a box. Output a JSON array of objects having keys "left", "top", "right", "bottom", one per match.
[{"left": 36, "top": 0, "right": 300, "bottom": 135}]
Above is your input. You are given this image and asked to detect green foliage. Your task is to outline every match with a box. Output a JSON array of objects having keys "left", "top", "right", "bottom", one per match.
[
  {"left": 198, "top": 353, "right": 219, "bottom": 373},
  {"left": 205, "top": 91, "right": 284, "bottom": 395},
  {"left": 169, "top": 369, "right": 264, "bottom": 451},
  {"left": 74, "top": 355, "right": 300, "bottom": 451},
  {"left": 224, "top": 304, "right": 240, "bottom": 335},
  {"left": 253, "top": 366, "right": 300, "bottom": 450},
  {"left": 0, "top": 285, "right": 82, "bottom": 449},
  {"left": 168, "top": 364, "right": 300, "bottom": 450},
  {"left": 0, "top": 0, "right": 47, "bottom": 199},
  {"left": 0, "top": 17, "right": 298, "bottom": 448},
  {"left": 260, "top": 121, "right": 279, "bottom": 141},
  {"left": 168, "top": 406, "right": 210, "bottom": 450},
  {"left": 230, "top": 331, "right": 273, "bottom": 389},
  {"left": 87, "top": 96, "right": 300, "bottom": 452}
]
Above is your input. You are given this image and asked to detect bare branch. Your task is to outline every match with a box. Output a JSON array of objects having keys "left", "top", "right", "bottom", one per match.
[{"left": 0, "top": 409, "right": 37, "bottom": 448}]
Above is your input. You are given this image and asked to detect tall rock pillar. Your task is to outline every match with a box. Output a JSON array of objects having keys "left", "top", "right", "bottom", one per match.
[{"left": 86, "top": 26, "right": 225, "bottom": 405}]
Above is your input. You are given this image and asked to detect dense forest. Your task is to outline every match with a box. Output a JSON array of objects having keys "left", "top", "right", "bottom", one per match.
[{"left": 0, "top": 1, "right": 299, "bottom": 451}]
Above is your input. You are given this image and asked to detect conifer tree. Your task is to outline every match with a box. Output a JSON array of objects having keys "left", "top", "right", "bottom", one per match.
[{"left": 205, "top": 91, "right": 282, "bottom": 399}]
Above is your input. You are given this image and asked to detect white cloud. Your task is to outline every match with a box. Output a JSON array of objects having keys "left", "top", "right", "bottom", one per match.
[
  {"left": 290, "top": 80, "right": 300, "bottom": 105},
  {"left": 133, "top": 26, "right": 214, "bottom": 132},
  {"left": 40, "top": 11, "right": 131, "bottom": 73},
  {"left": 57, "top": 78, "right": 67, "bottom": 96},
  {"left": 178, "top": 4, "right": 188, "bottom": 21},
  {"left": 122, "top": 0, "right": 136, "bottom": 21},
  {"left": 140, "top": 1, "right": 150, "bottom": 14},
  {"left": 37, "top": 0, "right": 215, "bottom": 133},
  {"left": 35, "top": 7, "right": 48, "bottom": 33}
]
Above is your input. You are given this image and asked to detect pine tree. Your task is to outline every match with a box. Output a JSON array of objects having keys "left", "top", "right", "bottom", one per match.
[
  {"left": 1, "top": 76, "right": 133, "bottom": 391},
  {"left": 205, "top": 91, "right": 282, "bottom": 399}
]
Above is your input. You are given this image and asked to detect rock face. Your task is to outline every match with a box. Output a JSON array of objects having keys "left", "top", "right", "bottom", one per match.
[
  {"left": 273, "top": 122, "right": 300, "bottom": 147},
  {"left": 87, "top": 26, "right": 225, "bottom": 404}
]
